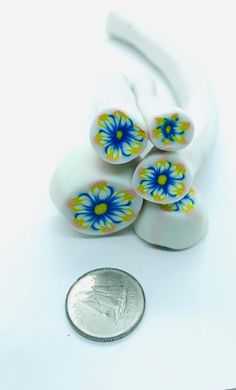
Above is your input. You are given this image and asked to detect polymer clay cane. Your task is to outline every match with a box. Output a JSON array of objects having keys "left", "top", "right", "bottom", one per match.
[
  {"left": 50, "top": 142, "right": 143, "bottom": 235},
  {"left": 107, "top": 12, "right": 217, "bottom": 205},
  {"left": 90, "top": 73, "right": 148, "bottom": 165},
  {"left": 133, "top": 187, "right": 208, "bottom": 249},
  {"left": 132, "top": 75, "right": 194, "bottom": 151}
]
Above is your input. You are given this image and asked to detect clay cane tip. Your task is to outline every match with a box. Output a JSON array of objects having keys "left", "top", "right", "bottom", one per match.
[
  {"left": 132, "top": 153, "right": 192, "bottom": 204},
  {"left": 90, "top": 109, "right": 148, "bottom": 165},
  {"left": 61, "top": 180, "right": 143, "bottom": 236},
  {"left": 149, "top": 109, "right": 194, "bottom": 152}
]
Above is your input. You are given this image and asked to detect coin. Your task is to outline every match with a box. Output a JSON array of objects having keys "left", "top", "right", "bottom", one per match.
[{"left": 66, "top": 267, "right": 145, "bottom": 342}]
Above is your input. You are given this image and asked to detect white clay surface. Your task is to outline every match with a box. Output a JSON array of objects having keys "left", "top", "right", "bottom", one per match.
[
  {"left": 50, "top": 142, "right": 143, "bottom": 235},
  {"left": 90, "top": 73, "right": 148, "bottom": 164},
  {"left": 133, "top": 187, "right": 208, "bottom": 249}
]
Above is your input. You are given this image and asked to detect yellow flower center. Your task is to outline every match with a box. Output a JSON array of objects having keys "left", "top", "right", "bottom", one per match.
[
  {"left": 116, "top": 130, "right": 123, "bottom": 140},
  {"left": 94, "top": 202, "right": 108, "bottom": 215},
  {"left": 165, "top": 125, "right": 172, "bottom": 134},
  {"left": 157, "top": 175, "right": 167, "bottom": 185}
]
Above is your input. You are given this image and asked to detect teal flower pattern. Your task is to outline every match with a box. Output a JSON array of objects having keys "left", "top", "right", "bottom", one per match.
[
  {"left": 68, "top": 181, "right": 138, "bottom": 234},
  {"left": 160, "top": 187, "right": 196, "bottom": 214},
  {"left": 93, "top": 111, "right": 147, "bottom": 162},
  {"left": 151, "top": 113, "right": 192, "bottom": 148},
  {"left": 136, "top": 159, "right": 186, "bottom": 202}
]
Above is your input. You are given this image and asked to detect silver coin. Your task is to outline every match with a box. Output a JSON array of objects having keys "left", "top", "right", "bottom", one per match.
[{"left": 66, "top": 267, "right": 145, "bottom": 342}]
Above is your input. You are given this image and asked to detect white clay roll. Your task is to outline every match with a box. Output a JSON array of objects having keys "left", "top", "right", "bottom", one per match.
[
  {"left": 133, "top": 187, "right": 208, "bottom": 249},
  {"left": 49, "top": 142, "right": 143, "bottom": 235},
  {"left": 90, "top": 73, "right": 148, "bottom": 165},
  {"left": 107, "top": 12, "right": 217, "bottom": 205},
  {"left": 132, "top": 75, "right": 194, "bottom": 151}
]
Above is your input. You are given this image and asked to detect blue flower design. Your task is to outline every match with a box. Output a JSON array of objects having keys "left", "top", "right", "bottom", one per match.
[
  {"left": 160, "top": 187, "right": 196, "bottom": 214},
  {"left": 152, "top": 113, "right": 191, "bottom": 147},
  {"left": 94, "top": 111, "right": 147, "bottom": 162},
  {"left": 68, "top": 181, "right": 137, "bottom": 233},
  {"left": 136, "top": 160, "right": 186, "bottom": 202}
]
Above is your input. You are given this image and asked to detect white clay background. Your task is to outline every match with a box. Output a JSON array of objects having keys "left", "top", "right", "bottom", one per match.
[{"left": 0, "top": 1, "right": 236, "bottom": 389}]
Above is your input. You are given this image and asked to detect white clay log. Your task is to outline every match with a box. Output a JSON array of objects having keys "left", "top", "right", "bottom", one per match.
[
  {"left": 132, "top": 75, "right": 194, "bottom": 151},
  {"left": 49, "top": 142, "right": 143, "bottom": 235},
  {"left": 90, "top": 73, "right": 148, "bottom": 165},
  {"left": 133, "top": 187, "right": 208, "bottom": 249},
  {"left": 107, "top": 11, "right": 217, "bottom": 205}
]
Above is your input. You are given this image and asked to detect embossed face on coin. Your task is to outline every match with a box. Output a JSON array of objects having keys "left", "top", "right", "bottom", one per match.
[{"left": 66, "top": 268, "right": 145, "bottom": 342}]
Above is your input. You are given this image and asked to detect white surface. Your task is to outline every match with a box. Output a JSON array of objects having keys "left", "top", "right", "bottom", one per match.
[{"left": 0, "top": 1, "right": 236, "bottom": 389}]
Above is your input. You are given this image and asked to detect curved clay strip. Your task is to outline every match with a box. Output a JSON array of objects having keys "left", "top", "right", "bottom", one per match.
[
  {"left": 106, "top": 11, "right": 217, "bottom": 204},
  {"left": 90, "top": 73, "right": 148, "bottom": 165}
]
